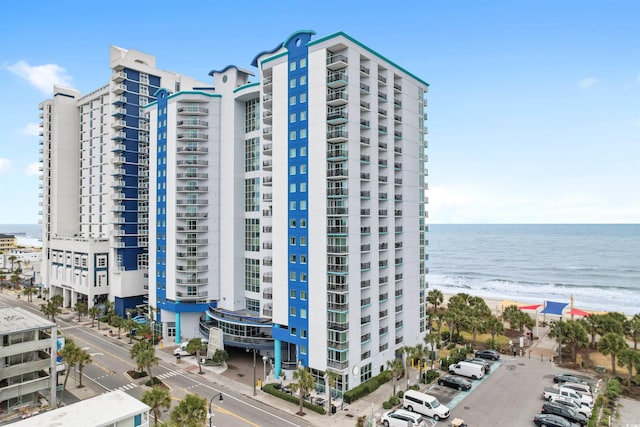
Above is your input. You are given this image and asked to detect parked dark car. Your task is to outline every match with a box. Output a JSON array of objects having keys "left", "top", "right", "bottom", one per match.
[
  {"left": 553, "top": 373, "right": 588, "bottom": 385},
  {"left": 474, "top": 349, "right": 500, "bottom": 360},
  {"left": 533, "top": 413, "right": 575, "bottom": 427},
  {"left": 467, "top": 358, "right": 491, "bottom": 372},
  {"left": 542, "top": 401, "right": 587, "bottom": 426},
  {"left": 437, "top": 375, "right": 472, "bottom": 391}
]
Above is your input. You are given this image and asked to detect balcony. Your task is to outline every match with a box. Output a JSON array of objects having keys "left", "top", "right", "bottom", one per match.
[
  {"left": 327, "top": 70, "right": 348, "bottom": 88},
  {"left": 327, "top": 205, "right": 348, "bottom": 215},
  {"left": 113, "top": 95, "right": 127, "bottom": 105},
  {"left": 394, "top": 131, "right": 403, "bottom": 139},
  {"left": 263, "top": 257, "right": 273, "bottom": 266},
  {"left": 177, "top": 159, "right": 208, "bottom": 167},
  {"left": 326, "top": 53, "right": 348, "bottom": 70},
  {"left": 360, "top": 154, "right": 370, "bottom": 163},
  {"left": 176, "top": 145, "right": 208, "bottom": 154},
  {"left": 360, "top": 208, "right": 371, "bottom": 216},
  {"left": 112, "top": 107, "right": 126, "bottom": 117},
  {"left": 378, "top": 125, "right": 388, "bottom": 134},
  {"left": 327, "top": 90, "right": 348, "bottom": 106},
  {"left": 177, "top": 132, "right": 208, "bottom": 141},
  {"left": 263, "top": 176, "right": 272, "bottom": 186},
  {"left": 177, "top": 119, "right": 208, "bottom": 128},
  {"left": 113, "top": 83, "right": 127, "bottom": 94},
  {"left": 176, "top": 185, "right": 208, "bottom": 192},
  {"left": 378, "top": 74, "right": 387, "bottom": 85},
  {"left": 111, "top": 131, "right": 126, "bottom": 140},
  {"left": 360, "top": 64, "right": 370, "bottom": 76},
  {"left": 175, "top": 211, "right": 207, "bottom": 219},
  {"left": 263, "top": 159, "right": 272, "bottom": 170},
  {"left": 360, "top": 190, "right": 370, "bottom": 198},
  {"left": 394, "top": 177, "right": 403, "bottom": 185},
  {"left": 263, "top": 110, "right": 272, "bottom": 124},
  {"left": 262, "top": 274, "right": 272, "bottom": 283},
  {"left": 176, "top": 251, "right": 208, "bottom": 258},
  {"left": 262, "top": 241, "right": 272, "bottom": 250},
  {"left": 328, "top": 187, "right": 348, "bottom": 197},
  {"left": 394, "top": 114, "right": 402, "bottom": 123},
  {"left": 176, "top": 225, "right": 208, "bottom": 232},
  {"left": 360, "top": 119, "right": 370, "bottom": 129},
  {"left": 360, "top": 100, "right": 370, "bottom": 111},
  {"left": 263, "top": 126, "right": 272, "bottom": 139},
  {"left": 176, "top": 278, "right": 208, "bottom": 285},
  {"left": 327, "top": 148, "right": 348, "bottom": 161},
  {"left": 176, "top": 291, "right": 209, "bottom": 300},
  {"left": 176, "top": 199, "right": 208, "bottom": 206},
  {"left": 263, "top": 93, "right": 273, "bottom": 104},
  {"left": 263, "top": 143, "right": 272, "bottom": 155},
  {"left": 360, "top": 82, "right": 370, "bottom": 94},
  {"left": 177, "top": 105, "right": 209, "bottom": 115},
  {"left": 176, "top": 265, "right": 208, "bottom": 272},
  {"left": 327, "top": 128, "right": 347, "bottom": 142},
  {"left": 327, "top": 168, "right": 347, "bottom": 179},
  {"left": 327, "top": 226, "right": 348, "bottom": 234},
  {"left": 112, "top": 71, "right": 127, "bottom": 82},
  {"left": 394, "top": 99, "right": 402, "bottom": 108},
  {"left": 263, "top": 287, "right": 273, "bottom": 299},
  {"left": 360, "top": 172, "right": 370, "bottom": 181},
  {"left": 378, "top": 108, "right": 387, "bottom": 117},
  {"left": 176, "top": 172, "right": 208, "bottom": 180},
  {"left": 327, "top": 109, "right": 348, "bottom": 124},
  {"left": 360, "top": 136, "right": 370, "bottom": 146},
  {"left": 378, "top": 92, "right": 387, "bottom": 102}
]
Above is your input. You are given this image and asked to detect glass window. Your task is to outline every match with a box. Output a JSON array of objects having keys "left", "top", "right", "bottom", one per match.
[
  {"left": 245, "top": 98, "right": 260, "bottom": 132},
  {"left": 289, "top": 148, "right": 296, "bottom": 158},
  {"left": 300, "top": 111, "right": 307, "bottom": 121},
  {"left": 291, "top": 327, "right": 297, "bottom": 336},
  {"left": 245, "top": 218, "right": 260, "bottom": 251},
  {"left": 300, "top": 290, "right": 307, "bottom": 300},
  {"left": 290, "top": 113, "right": 296, "bottom": 123},
  {"left": 289, "top": 61, "right": 296, "bottom": 71},
  {"left": 300, "top": 200, "right": 307, "bottom": 210},
  {"left": 290, "top": 237, "right": 296, "bottom": 245},
  {"left": 300, "top": 237, "right": 307, "bottom": 246},
  {"left": 290, "top": 219, "right": 296, "bottom": 227},
  {"left": 290, "top": 130, "right": 296, "bottom": 140},
  {"left": 290, "top": 183, "right": 296, "bottom": 192},
  {"left": 289, "top": 78, "right": 296, "bottom": 88},
  {"left": 300, "top": 75, "right": 307, "bottom": 85},
  {"left": 300, "top": 58, "right": 307, "bottom": 68},
  {"left": 300, "top": 182, "right": 307, "bottom": 192},
  {"left": 245, "top": 178, "right": 260, "bottom": 211},
  {"left": 300, "top": 146, "right": 307, "bottom": 156},
  {"left": 290, "top": 289, "right": 296, "bottom": 298},
  {"left": 300, "top": 128, "right": 307, "bottom": 139},
  {"left": 290, "top": 201, "right": 296, "bottom": 210},
  {"left": 300, "top": 164, "right": 307, "bottom": 174},
  {"left": 300, "top": 345, "right": 307, "bottom": 354},
  {"left": 300, "top": 272, "right": 307, "bottom": 282},
  {"left": 245, "top": 137, "right": 260, "bottom": 172},
  {"left": 290, "top": 271, "right": 296, "bottom": 280},
  {"left": 244, "top": 258, "right": 260, "bottom": 292},
  {"left": 290, "top": 307, "right": 296, "bottom": 316},
  {"left": 290, "top": 255, "right": 297, "bottom": 263},
  {"left": 246, "top": 298, "right": 260, "bottom": 313},
  {"left": 289, "top": 96, "right": 296, "bottom": 106},
  {"left": 301, "top": 329, "right": 307, "bottom": 338},
  {"left": 300, "top": 219, "right": 307, "bottom": 227},
  {"left": 290, "top": 166, "right": 296, "bottom": 175},
  {"left": 300, "top": 308, "right": 307, "bottom": 319},
  {"left": 300, "top": 93, "right": 307, "bottom": 103}
]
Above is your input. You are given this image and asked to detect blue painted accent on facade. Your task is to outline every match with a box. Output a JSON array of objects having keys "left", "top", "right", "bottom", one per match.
[
  {"left": 155, "top": 89, "right": 168, "bottom": 314},
  {"left": 175, "top": 312, "right": 181, "bottom": 344},
  {"left": 115, "top": 295, "right": 146, "bottom": 317},
  {"left": 250, "top": 43, "right": 283, "bottom": 68},
  {"left": 207, "top": 65, "right": 254, "bottom": 77},
  {"left": 285, "top": 31, "right": 312, "bottom": 367}
]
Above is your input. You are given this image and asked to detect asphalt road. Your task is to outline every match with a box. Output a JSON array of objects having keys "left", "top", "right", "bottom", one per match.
[{"left": 0, "top": 292, "right": 304, "bottom": 427}]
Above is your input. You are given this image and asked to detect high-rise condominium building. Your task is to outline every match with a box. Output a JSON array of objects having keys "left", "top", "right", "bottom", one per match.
[
  {"left": 145, "top": 30, "right": 428, "bottom": 393},
  {"left": 39, "top": 47, "right": 207, "bottom": 315}
]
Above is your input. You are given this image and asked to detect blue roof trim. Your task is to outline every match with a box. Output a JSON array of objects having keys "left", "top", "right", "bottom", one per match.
[
  {"left": 233, "top": 81, "right": 260, "bottom": 93},
  {"left": 192, "top": 86, "right": 215, "bottom": 91},
  {"left": 251, "top": 43, "right": 283, "bottom": 68},
  {"left": 282, "top": 29, "right": 316, "bottom": 49},
  {"left": 250, "top": 30, "right": 316, "bottom": 68},
  {"left": 208, "top": 64, "right": 239, "bottom": 77}
]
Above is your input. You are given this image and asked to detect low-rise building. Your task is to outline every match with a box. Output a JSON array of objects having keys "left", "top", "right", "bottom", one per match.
[
  {"left": 11, "top": 390, "right": 150, "bottom": 426},
  {"left": 0, "top": 307, "right": 57, "bottom": 422},
  {"left": 0, "top": 234, "right": 16, "bottom": 254}
]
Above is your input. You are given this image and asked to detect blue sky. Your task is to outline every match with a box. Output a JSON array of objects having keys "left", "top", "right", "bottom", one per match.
[{"left": 1, "top": 1, "right": 638, "bottom": 224}]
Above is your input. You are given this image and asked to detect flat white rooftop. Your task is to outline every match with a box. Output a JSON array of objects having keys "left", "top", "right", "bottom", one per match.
[
  {"left": 12, "top": 390, "right": 150, "bottom": 426},
  {"left": 0, "top": 307, "right": 55, "bottom": 334}
]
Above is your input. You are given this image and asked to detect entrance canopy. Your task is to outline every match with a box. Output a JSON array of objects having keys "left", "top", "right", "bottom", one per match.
[{"left": 540, "top": 301, "right": 568, "bottom": 315}]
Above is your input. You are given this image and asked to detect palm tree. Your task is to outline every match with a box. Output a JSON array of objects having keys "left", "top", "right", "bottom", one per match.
[
  {"left": 485, "top": 315, "right": 504, "bottom": 345},
  {"left": 131, "top": 340, "right": 159, "bottom": 382},
  {"left": 142, "top": 386, "right": 171, "bottom": 427},
  {"left": 548, "top": 320, "right": 568, "bottom": 363},
  {"left": 22, "top": 286, "right": 37, "bottom": 302},
  {"left": 169, "top": 394, "right": 207, "bottom": 427},
  {"left": 40, "top": 300, "right": 62, "bottom": 322},
  {"left": 186, "top": 338, "right": 207, "bottom": 374},
  {"left": 111, "top": 314, "right": 124, "bottom": 339},
  {"left": 125, "top": 318, "right": 137, "bottom": 344},
  {"left": 88, "top": 306, "right": 101, "bottom": 328},
  {"left": 466, "top": 315, "right": 486, "bottom": 345},
  {"left": 74, "top": 301, "right": 88, "bottom": 322},
  {"left": 59, "top": 339, "right": 80, "bottom": 406},
  {"left": 76, "top": 348, "right": 92, "bottom": 387},
  {"left": 412, "top": 344, "right": 427, "bottom": 384},
  {"left": 563, "top": 320, "right": 589, "bottom": 363},
  {"left": 51, "top": 294, "right": 63, "bottom": 307},
  {"left": 617, "top": 348, "right": 640, "bottom": 387},
  {"left": 42, "top": 288, "right": 49, "bottom": 300},
  {"left": 386, "top": 357, "right": 404, "bottom": 397},
  {"left": 325, "top": 370, "right": 339, "bottom": 416},
  {"left": 8, "top": 255, "right": 17, "bottom": 272},
  {"left": 427, "top": 289, "right": 444, "bottom": 315},
  {"left": 625, "top": 315, "right": 640, "bottom": 350},
  {"left": 598, "top": 332, "right": 628, "bottom": 376},
  {"left": 290, "top": 366, "right": 315, "bottom": 416},
  {"left": 580, "top": 314, "right": 602, "bottom": 348}
]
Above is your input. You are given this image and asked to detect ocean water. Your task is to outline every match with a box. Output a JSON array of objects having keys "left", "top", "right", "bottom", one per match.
[
  {"left": 427, "top": 224, "right": 640, "bottom": 315},
  {"left": 0, "top": 224, "right": 42, "bottom": 246}
]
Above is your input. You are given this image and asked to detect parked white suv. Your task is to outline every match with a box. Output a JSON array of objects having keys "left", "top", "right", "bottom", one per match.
[{"left": 381, "top": 408, "right": 427, "bottom": 427}]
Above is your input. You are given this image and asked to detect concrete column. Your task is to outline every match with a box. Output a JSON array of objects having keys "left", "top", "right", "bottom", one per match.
[
  {"left": 274, "top": 334, "right": 282, "bottom": 380},
  {"left": 175, "top": 312, "right": 181, "bottom": 344}
]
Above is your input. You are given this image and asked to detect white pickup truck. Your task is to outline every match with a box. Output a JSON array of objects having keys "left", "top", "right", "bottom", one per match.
[{"left": 543, "top": 386, "right": 593, "bottom": 408}]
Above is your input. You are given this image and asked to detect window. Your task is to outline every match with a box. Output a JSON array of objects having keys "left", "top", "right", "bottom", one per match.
[
  {"left": 300, "top": 164, "right": 307, "bottom": 174},
  {"left": 300, "top": 58, "right": 307, "bottom": 68},
  {"left": 291, "top": 327, "right": 297, "bottom": 336},
  {"left": 300, "top": 290, "right": 307, "bottom": 300},
  {"left": 289, "top": 148, "right": 296, "bottom": 158},
  {"left": 246, "top": 298, "right": 260, "bottom": 313},
  {"left": 290, "top": 237, "right": 296, "bottom": 245},
  {"left": 300, "top": 308, "right": 307, "bottom": 319},
  {"left": 300, "top": 146, "right": 307, "bottom": 156},
  {"left": 300, "top": 182, "right": 307, "bottom": 192},
  {"left": 245, "top": 219, "right": 260, "bottom": 251},
  {"left": 289, "top": 201, "right": 296, "bottom": 210},
  {"left": 301, "top": 329, "right": 307, "bottom": 338},
  {"left": 289, "top": 219, "right": 296, "bottom": 227},
  {"left": 290, "top": 254, "right": 296, "bottom": 263},
  {"left": 300, "top": 272, "right": 307, "bottom": 282},
  {"left": 290, "top": 113, "right": 296, "bottom": 123},
  {"left": 300, "top": 200, "right": 307, "bottom": 210},
  {"left": 245, "top": 98, "right": 260, "bottom": 132},
  {"left": 300, "top": 345, "right": 307, "bottom": 354},
  {"left": 300, "top": 128, "right": 307, "bottom": 139},
  {"left": 290, "top": 289, "right": 296, "bottom": 298},
  {"left": 300, "top": 237, "right": 307, "bottom": 246},
  {"left": 290, "top": 307, "right": 296, "bottom": 316},
  {"left": 289, "top": 79, "right": 296, "bottom": 88},
  {"left": 289, "top": 166, "right": 296, "bottom": 175},
  {"left": 245, "top": 178, "right": 260, "bottom": 211},
  {"left": 290, "top": 272, "right": 296, "bottom": 280},
  {"left": 299, "top": 93, "right": 307, "bottom": 103},
  {"left": 289, "top": 96, "right": 296, "bottom": 106},
  {"left": 300, "top": 219, "right": 307, "bottom": 227},
  {"left": 289, "top": 61, "right": 296, "bottom": 71},
  {"left": 300, "top": 75, "right": 307, "bottom": 85},
  {"left": 244, "top": 258, "right": 260, "bottom": 292},
  {"left": 289, "top": 130, "right": 297, "bottom": 140},
  {"left": 290, "top": 183, "right": 296, "bottom": 193},
  {"left": 300, "top": 111, "right": 307, "bottom": 121},
  {"left": 245, "top": 137, "right": 260, "bottom": 172}
]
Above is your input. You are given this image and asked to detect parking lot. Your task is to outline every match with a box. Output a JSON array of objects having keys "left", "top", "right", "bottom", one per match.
[{"left": 416, "top": 356, "right": 596, "bottom": 427}]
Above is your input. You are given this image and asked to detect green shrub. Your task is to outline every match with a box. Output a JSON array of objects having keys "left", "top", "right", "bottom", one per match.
[
  {"left": 446, "top": 343, "right": 456, "bottom": 350},
  {"left": 262, "top": 383, "right": 325, "bottom": 414},
  {"left": 382, "top": 400, "right": 392, "bottom": 409},
  {"left": 441, "top": 331, "right": 450, "bottom": 342},
  {"left": 343, "top": 370, "right": 392, "bottom": 403},
  {"left": 421, "top": 369, "right": 439, "bottom": 384},
  {"left": 397, "top": 390, "right": 404, "bottom": 398}
]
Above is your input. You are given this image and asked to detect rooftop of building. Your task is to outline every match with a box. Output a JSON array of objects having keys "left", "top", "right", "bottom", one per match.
[
  {"left": 0, "top": 233, "right": 16, "bottom": 239},
  {"left": 0, "top": 307, "right": 55, "bottom": 335},
  {"left": 11, "top": 390, "right": 150, "bottom": 427}
]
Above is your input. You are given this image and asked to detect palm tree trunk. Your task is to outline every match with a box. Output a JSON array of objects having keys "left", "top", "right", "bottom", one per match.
[
  {"left": 611, "top": 355, "right": 616, "bottom": 376},
  {"left": 79, "top": 365, "right": 84, "bottom": 387},
  {"left": 59, "top": 369, "right": 72, "bottom": 407}
]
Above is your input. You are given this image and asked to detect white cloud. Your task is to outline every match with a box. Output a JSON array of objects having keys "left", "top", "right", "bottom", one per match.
[
  {"left": 22, "top": 122, "right": 41, "bottom": 137},
  {"left": 6, "top": 60, "right": 73, "bottom": 96},
  {"left": 0, "top": 158, "right": 12, "bottom": 174},
  {"left": 24, "top": 162, "right": 42, "bottom": 176},
  {"left": 578, "top": 77, "right": 598, "bottom": 90}
]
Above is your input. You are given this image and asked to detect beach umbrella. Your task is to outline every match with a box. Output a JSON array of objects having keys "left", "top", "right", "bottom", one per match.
[{"left": 568, "top": 308, "right": 589, "bottom": 317}]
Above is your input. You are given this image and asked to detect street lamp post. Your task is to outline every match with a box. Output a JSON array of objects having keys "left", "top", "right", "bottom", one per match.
[
  {"left": 262, "top": 355, "right": 267, "bottom": 385},
  {"left": 208, "top": 392, "right": 223, "bottom": 427},
  {"left": 246, "top": 347, "right": 257, "bottom": 396}
]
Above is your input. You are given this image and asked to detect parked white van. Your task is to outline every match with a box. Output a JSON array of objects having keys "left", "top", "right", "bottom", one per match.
[
  {"left": 448, "top": 361, "right": 484, "bottom": 380},
  {"left": 402, "top": 390, "right": 450, "bottom": 420}
]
